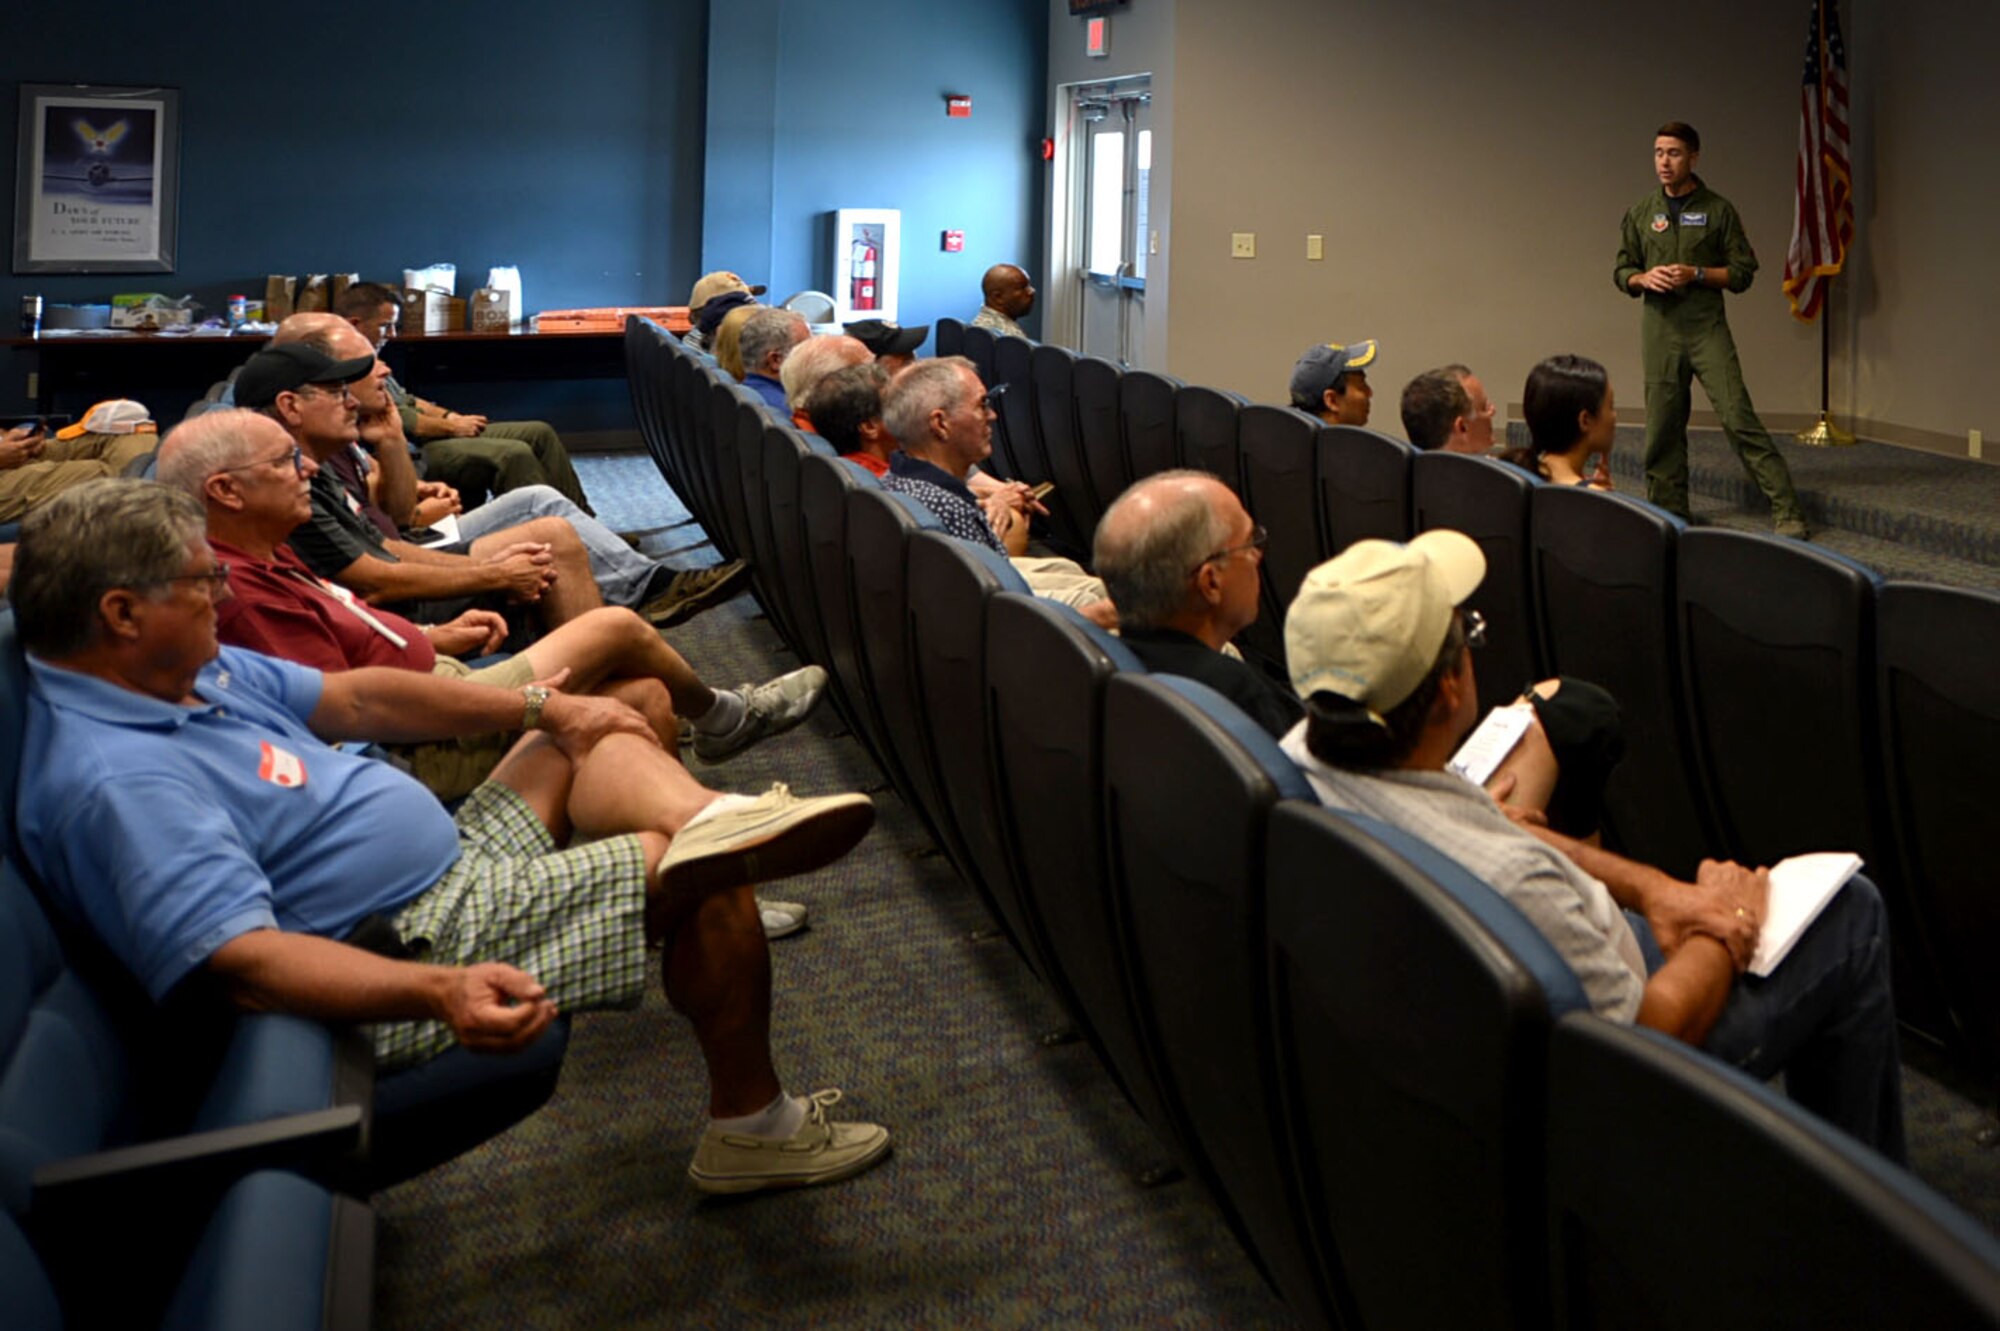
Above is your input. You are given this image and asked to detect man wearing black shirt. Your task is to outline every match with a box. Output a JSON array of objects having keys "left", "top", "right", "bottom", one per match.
[{"left": 1094, "top": 471, "right": 1303, "bottom": 738}]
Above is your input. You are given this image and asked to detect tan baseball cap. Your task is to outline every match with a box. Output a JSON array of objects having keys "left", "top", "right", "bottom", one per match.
[
  {"left": 1285, "top": 530, "right": 1486, "bottom": 714},
  {"left": 688, "top": 270, "right": 768, "bottom": 311}
]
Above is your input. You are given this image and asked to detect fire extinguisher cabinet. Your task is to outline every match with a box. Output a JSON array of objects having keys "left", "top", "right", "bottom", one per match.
[{"left": 830, "top": 208, "right": 900, "bottom": 325}]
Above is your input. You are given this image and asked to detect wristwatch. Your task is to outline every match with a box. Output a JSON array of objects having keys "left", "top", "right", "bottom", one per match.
[{"left": 520, "top": 684, "right": 551, "bottom": 731}]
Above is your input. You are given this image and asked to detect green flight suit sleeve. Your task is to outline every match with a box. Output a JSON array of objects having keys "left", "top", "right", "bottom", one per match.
[
  {"left": 1718, "top": 198, "right": 1759, "bottom": 293},
  {"left": 1614, "top": 202, "right": 1649, "bottom": 297}
]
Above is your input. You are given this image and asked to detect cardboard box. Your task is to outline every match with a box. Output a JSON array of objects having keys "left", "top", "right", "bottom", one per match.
[
  {"left": 469, "top": 287, "right": 512, "bottom": 331},
  {"left": 400, "top": 287, "right": 453, "bottom": 335}
]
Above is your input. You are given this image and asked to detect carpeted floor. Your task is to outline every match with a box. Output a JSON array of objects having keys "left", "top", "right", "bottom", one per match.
[{"left": 373, "top": 450, "right": 2000, "bottom": 1328}]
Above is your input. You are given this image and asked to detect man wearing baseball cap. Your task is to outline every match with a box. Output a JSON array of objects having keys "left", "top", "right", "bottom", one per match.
[
  {"left": 1289, "top": 339, "right": 1378, "bottom": 428},
  {"left": 684, "top": 271, "right": 766, "bottom": 355},
  {"left": 1277, "top": 532, "right": 1904, "bottom": 1158},
  {"left": 843, "top": 318, "right": 928, "bottom": 373},
  {"left": 0, "top": 399, "right": 158, "bottom": 523}
]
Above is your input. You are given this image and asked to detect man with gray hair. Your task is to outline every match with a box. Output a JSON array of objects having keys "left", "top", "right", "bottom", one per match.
[
  {"left": 739, "top": 309, "right": 809, "bottom": 414},
  {"left": 1400, "top": 364, "right": 1498, "bottom": 454},
  {"left": 1094, "top": 470, "right": 1301, "bottom": 737},
  {"left": 780, "top": 334, "right": 872, "bottom": 422},
  {"left": 12, "top": 477, "right": 894, "bottom": 1195},
  {"left": 883, "top": 358, "right": 1114, "bottom": 626}
]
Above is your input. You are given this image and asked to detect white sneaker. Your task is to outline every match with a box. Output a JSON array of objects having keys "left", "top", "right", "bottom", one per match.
[
  {"left": 693, "top": 667, "right": 829, "bottom": 762},
  {"left": 660, "top": 784, "right": 874, "bottom": 900}
]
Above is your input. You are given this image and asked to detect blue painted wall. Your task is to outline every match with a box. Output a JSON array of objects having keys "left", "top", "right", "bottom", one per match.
[
  {"left": 3, "top": 0, "right": 1046, "bottom": 422},
  {"left": 1, "top": 0, "right": 708, "bottom": 423},
  {"left": 705, "top": 0, "right": 1048, "bottom": 345}
]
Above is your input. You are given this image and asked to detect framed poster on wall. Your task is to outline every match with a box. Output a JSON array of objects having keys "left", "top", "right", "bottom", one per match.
[
  {"left": 831, "top": 208, "right": 900, "bottom": 325},
  {"left": 13, "top": 83, "right": 182, "bottom": 273}
]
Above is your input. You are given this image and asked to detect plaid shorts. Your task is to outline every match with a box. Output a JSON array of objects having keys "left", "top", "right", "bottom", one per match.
[{"left": 372, "top": 780, "right": 651, "bottom": 1069}]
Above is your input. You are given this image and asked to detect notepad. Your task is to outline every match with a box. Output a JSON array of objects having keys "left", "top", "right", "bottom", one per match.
[
  {"left": 1447, "top": 703, "right": 1535, "bottom": 788},
  {"left": 1749, "top": 852, "right": 1864, "bottom": 977}
]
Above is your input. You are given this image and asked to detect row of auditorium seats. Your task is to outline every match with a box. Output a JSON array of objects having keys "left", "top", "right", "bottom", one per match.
[
  {"left": 0, "top": 609, "right": 571, "bottom": 1328},
  {"left": 626, "top": 314, "right": 2000, "bottom": 1329},
  {"left": 946, "top": 314, "right": 2000, "bottom": 1069}
]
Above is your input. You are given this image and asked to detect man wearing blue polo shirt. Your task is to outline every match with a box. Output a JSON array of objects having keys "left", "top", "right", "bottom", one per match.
[{"left": 11, "top": 479, "right": 894, "bottom": 1195}]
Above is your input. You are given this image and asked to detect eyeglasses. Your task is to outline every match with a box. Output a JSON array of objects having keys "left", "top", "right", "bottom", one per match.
[
  {"left": 1462, "top": 608, "right": 1488, "bottom": 649},
  {"left": 1193, "top": 523, "right": 1269, "bottom": 574},
  {"left": 295, "top": 383, "right": 355, "bottom": 402},
  {"left": 216, "top": 445, "right": 305, "bottom": 476},
  {"left": 156, "top": 564, "right": 232, "bottom": 597}
]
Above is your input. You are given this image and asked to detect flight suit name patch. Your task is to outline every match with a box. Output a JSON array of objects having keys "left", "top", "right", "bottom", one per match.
[{"left": 1680, "top": 212, "right": 1707, "bottom": 226}]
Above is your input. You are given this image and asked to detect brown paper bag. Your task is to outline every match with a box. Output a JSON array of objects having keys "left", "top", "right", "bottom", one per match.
[
  {"left": 469, "top": 288, "right": 512, "bottom": 332},
  {"left": 295, "top": 275, "right": 329, "bottom": 313},
  {"left": 265, "top": 275, "right": 296, "bottom": 322},
  {"left": 329, "top": 273, "right": 361, "bottom": 312}
]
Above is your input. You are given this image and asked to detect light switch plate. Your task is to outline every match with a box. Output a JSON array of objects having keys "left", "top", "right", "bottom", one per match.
[{"left": 1231, "top": 232, "right": 1256, "bottom": 259}]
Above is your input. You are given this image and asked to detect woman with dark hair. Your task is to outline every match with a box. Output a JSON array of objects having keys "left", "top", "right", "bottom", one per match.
[{"left": 1505, "top": 354, "right": 1616, "bottom": 489}]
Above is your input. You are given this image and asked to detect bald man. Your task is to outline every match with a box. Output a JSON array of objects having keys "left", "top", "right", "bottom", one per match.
[
  {"left": 970, "top": 264, "right": 1035, "bottom": 340},
  {"left": 1094, "top": 470, "right": 1303, "bottom": 737}
]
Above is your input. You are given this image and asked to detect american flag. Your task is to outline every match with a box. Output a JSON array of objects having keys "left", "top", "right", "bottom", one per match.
[{"left": 1783, "top": 0, "right": 1852, "bottom": 322}]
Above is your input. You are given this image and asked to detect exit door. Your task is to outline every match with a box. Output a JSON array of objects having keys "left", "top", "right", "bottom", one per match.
[{"left": 1074, "top": 82, "right": 1150, "bottom": 368}]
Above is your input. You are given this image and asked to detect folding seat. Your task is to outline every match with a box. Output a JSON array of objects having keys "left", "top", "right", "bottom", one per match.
[
  {"left": 1546, "top": 1013, "right": 2000, "bottom": 1330},
  {"left": 1174, "top": 385, "right": 1247, "bottom": 496},
  {"left": 1100, "top": 674, "right": 1319, "bottom": 1318},
  {"left": 763, "top": 423, "right": 835, "bottom": 674},
  {"left": 1237, "top": 404, "right": 1325, "bottom": 668},
  {"left": 798, "top": 453, "right": 895, "bottom": 772},
  {"left": 703, "top": 380, "right": 760, "bottom": 563},
  {"left": 1315, "top": 424, "right": 1412, "bottom": 552},
  {"left": 990, "top": 333, "right": 1047, "bottom": 489},
  {"left": 1876, "top": 581, "right": 2000, "bottom": 1061},
  {"left": 678, "top": 358, "right": 726, "bottom": 537},
  {"left": 843, "top": 486, "right": 952, "bottom": 847},
  {"left": 984, "top": 593, "right": 1148, "bottom": 1085},
  {"left": 1412, "top": 451, "right": 1544, "bottom": 714},
  {"left": 932, "top": 315, "right": 965, "bottom": 360},
  {"left": 1029, "top": 343, "right": 1096, "bottom": 552},
  {"left": 960, "top": 323, "right": 997, "bottom": 393},
  {"left": 1266, "top": 801, "right": 1589, "bottom": 1331},
  {"left": 1530, "top": 486, "right": 1714, "bottom": 877},
  {"left": 1676, "top": 532, "right": 1949, "bottom": 1034},
  {"left": 731, "top": 398, "right": 794, "bottom": 648},
  {"left": 904, "top": 530, "right": 1034, "bottom": 947},
  {"left": 1071, "top": 355, "right": 1128, "bottom": 521},
  {"left": 1676, "top": 530, "right": 1884, "bottom": 868},
  {"left": 1118, "top": 368, "right": 1182, "bottom": 486},
  {"left": 622, "top": 316, "right": 668, "bottom": 481}
]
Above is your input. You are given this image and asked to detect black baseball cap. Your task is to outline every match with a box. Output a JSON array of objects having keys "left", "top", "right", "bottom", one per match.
[
  {"left": 234, "top": 343, "right": 375, "bottom": 409},
  {"left": 844, "top": 318, "right": 929, "bottom": 357}
]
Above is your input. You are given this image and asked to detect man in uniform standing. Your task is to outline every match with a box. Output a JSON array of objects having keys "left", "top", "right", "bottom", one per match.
[{"left": 1614, "top": 122, "right": 1807, "bottom": 538}]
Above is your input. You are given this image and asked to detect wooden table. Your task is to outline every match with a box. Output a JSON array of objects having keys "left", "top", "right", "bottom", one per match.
[{"left": 1, "top": 323, "right": 646, "bottom": 419}]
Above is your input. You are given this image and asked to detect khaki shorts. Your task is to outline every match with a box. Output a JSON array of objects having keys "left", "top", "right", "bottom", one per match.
[
  {"left": 391, "top": 655, "right": 539, "bottom": 800},
  {"left": 372, "top": 781, "right": 652, "bottom": 1069}
]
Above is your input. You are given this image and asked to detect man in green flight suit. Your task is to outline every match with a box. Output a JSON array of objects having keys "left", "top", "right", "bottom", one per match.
[{"left": 1615, "top": 121, "right": 1807, "bottom": 538}]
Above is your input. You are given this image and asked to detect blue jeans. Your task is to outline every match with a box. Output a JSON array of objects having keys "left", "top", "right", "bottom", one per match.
[
  {"left": 1627, "top": 872, "right": 1905, "bottom": 1162},
  {"left": 443, "top": 485, "right": 668, "bottom": 610}
]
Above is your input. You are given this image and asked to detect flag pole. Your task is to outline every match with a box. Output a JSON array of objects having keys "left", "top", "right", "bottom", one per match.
[{"left": 1795, "top": 306, "right": 1855, "bottom": 446}]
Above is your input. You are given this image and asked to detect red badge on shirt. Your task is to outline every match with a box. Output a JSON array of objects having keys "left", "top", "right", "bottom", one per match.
[{"left": 258, "top": 741, "right": 308, "bottom": 788}]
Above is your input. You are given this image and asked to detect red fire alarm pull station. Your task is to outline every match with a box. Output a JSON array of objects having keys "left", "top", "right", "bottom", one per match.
[
  {"left": 942, "top": 230, "right": 965, "bottom": 253},
  {"left": 1085, "top": 16, "right": 1108, "bottom": 57},
  {"left": 946, "top": 95, "right": 972, "bottom": 118}
]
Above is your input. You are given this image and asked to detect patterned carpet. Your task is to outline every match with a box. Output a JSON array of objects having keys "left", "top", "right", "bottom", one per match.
[
  {"left": 373, "top": 451, "right": 2000, "bottom": 1328},
  {"left": 373, "top": 454, "right": 1297, "bottom": 1329}
]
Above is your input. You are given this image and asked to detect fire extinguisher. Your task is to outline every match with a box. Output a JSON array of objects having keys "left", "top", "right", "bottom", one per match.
[{"left": 852, "top": 237, "right": 879, "bottom": 311}]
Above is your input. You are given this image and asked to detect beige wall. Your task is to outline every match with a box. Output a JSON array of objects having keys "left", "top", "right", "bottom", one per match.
[
  {"left": 1050, "top": 0, "right": 1990, "bottom": 450},
  {"left": 1847, "top": 0, "right": 2000, "bottom": 450}
]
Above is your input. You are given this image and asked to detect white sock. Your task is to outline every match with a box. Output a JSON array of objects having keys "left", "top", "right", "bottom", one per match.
[
  {"left": 711, "top": 1090, "right": 806, "bottom": 1140},
  {"left": 692, "top": 688, "right": 746, "bottom": 735}
]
